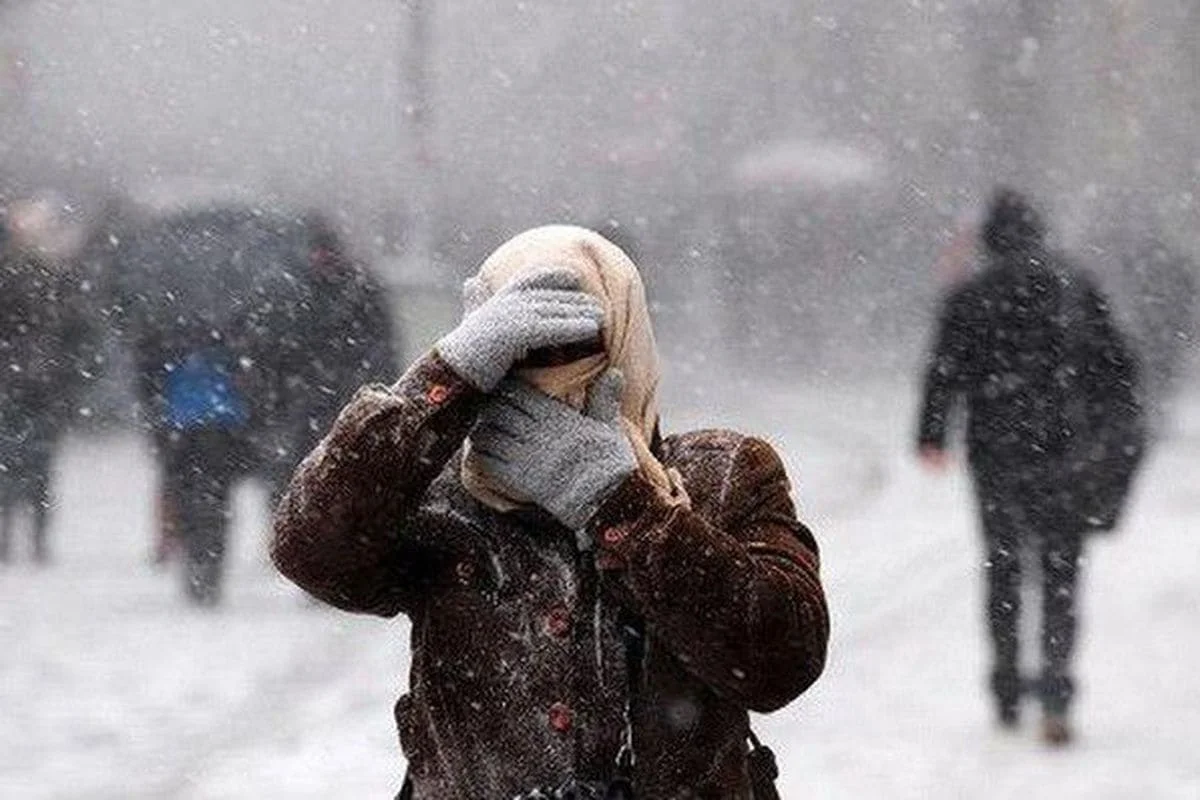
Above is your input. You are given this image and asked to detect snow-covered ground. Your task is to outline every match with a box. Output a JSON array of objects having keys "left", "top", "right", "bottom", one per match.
[{"left": 2, "top": 380, "right": 1198, "bottom": 799}]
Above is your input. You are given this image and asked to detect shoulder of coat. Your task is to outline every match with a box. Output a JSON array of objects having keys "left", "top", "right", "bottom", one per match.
[
  {"left": 663, "top": 430, "right": 791, "bottom": 513},
  {"left": 661, "top": 428, "right": 766, "bottom": 478},
  {"left": 661, "top": 428, "right": 745, "bottom": 457},
  {"left": 662, "top": 427, "right": 786, "bottom": 452}
]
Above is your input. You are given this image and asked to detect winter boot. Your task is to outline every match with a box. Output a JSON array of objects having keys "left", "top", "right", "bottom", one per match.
[
  {"left": 1041, "top": 713, "right": 1073, "bottom": 746},
  {"left": 1038, "top": 671, "right": 1074, "bottom": 746}
]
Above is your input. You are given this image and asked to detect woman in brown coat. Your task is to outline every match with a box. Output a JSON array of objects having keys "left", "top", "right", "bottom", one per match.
[{"left": 271, "top": 225, "right": 829, "bottom": 799}]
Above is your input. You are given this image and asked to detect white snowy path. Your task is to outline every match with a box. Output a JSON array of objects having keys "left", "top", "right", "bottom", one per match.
[{"left": 2, "top": 382, "right": 1198, "bottom": 799}]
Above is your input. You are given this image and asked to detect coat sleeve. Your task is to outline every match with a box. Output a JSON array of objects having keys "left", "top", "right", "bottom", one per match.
[
  {"left": 270, "top": 351, "right": 487, "bottom": 616},
  {"left": 588, "top": 436, "right": 829, "bottom": 713},
  {"left": 917, "top": 291, "right": 973, "bottom": 450}
]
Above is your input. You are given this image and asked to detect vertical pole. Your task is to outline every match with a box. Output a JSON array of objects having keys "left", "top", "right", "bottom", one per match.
[
  {"left": 401, "top": 0, "right": 434, "bottom": 273},
  {"left": 1105, "top": 0, "right": 1140, "bottom": 184},
  {"left": 396, "top": 0, "right": 456, "bottom": 359}
]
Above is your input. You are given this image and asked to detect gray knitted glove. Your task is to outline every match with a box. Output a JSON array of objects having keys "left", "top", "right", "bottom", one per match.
[
  {"left": 471, "top": 370, "right": 637, "bottom": 531},
  {"left": 437, "top": 267, "right": 604, "bottom": 391}
]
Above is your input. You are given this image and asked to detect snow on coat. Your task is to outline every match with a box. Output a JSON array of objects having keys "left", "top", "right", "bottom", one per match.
[{"left": 271, "top": 352, "right": 829, "bottom": 799}]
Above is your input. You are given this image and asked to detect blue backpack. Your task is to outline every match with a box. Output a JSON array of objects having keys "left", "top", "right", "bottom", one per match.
[{"left": 164, "top": 350, "right": 249, "bottom": 431}]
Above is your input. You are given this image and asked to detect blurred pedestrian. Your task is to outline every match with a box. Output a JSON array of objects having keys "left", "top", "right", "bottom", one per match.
[
  {"left": 112, "top": 206, "right": 304, "bottom": 601},
  {"left": 251, "top": 214, "right": 399, "bottom": 508},
  {"left": 272, "top": 225, "right": 828, "bottom": 798},
  {"left": 916, "top": 188, "right": 1143, "bottom": 745},
  {"left": 151, "top": 336, "right": 251, "bottom": 605},
  {"left": 0, "top": 197, "right": 96, "bottom": 564}
]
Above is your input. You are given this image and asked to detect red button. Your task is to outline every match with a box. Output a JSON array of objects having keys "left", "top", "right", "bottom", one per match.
[
  {"left": 427, "top": 384, "right": 450, "bottom": 404},
  {"left": 601, "top": 526, "right": 628, "bottom": 546},
  {"left": 548, "top": 702, "right": 573, "bottom": 733},
  {"left": 545, "top": 607, "right": 571, "bottom": 638}
]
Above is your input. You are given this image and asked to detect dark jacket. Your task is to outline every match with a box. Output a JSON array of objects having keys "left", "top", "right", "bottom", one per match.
[
  {"left": 271, "top": 352, "right": 828, "bottom": 799},
  {"left": 0, "top": 248, "right": 95, "bottom": 430},
  {"left": 917, "top": 246, "right": 1139, "bottom": 481},
  {"left": 293, "top": 261, "right": 398, "bottom": 442},
  {"left": 250, "top": 259, "right": 399, "bottom": 500}
]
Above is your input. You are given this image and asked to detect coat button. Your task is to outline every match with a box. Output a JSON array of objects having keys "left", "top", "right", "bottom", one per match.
[
  {"left": 548, "top": 702, "right": 573, "bottom": 733},
  {"left": 426, "top": 383, "right": 450, "bottom": 404},
  {"left": 544, "top": 607, "right": 571, "bottom": 638},
  {"left": 454, "top": 560, "right": 474, "bottom": 582},
  {"left": 601, "top": 525, "right": 628, "bottom": 546}
]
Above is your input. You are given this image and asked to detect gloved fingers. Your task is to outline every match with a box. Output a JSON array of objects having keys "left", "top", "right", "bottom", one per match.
[
  {"left": 503, "top": 266, "right": 582, "bottom": 294},
  {"left": 516, "top": 288, "right": 602, "bottom": 312},
  {"left": 473, "top": 449, "right": 514, "bottom": 473},
  {"left": 525, "top": 318, "right": 605, "bottom": 351},
  {"left": 513, "top": 287, "right": 597, "bottom": 307},
  {"left": 470, "top": 439, "right": 513, "bottom": 465},
  {"left": 523, "top": 300, "right": 604, "bottom": 325},
  {"left": 523, "top": 293, "right": 603, "bottom": 332},
  {"left": 472, "top": 416, "right": 526, "bottom": 444},
  {"left": 471, "top": 418, "right": 528, "bottom": 461},
  {"left": 584, "top": 369, "right": 625, "bottom": 423},
  {"left": 461, "top": 276, "right": 492, "bottom": 315},
  {"left": 494, "top": 379, "right": 572, "bottom": 422},
  {"left": 474, "top": 405, "right": 533, "bottom": 442}
]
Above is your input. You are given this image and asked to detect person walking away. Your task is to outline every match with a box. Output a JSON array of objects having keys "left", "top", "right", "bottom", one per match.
[
  {"left": 272, "top": 225, "right": 829, "bottom": 798},
  {"left": 916, "top": 188, "right": 1142, "bottom": 746},
  {"left": 158, "top": 341, "right": 250, "bottom": 605}
]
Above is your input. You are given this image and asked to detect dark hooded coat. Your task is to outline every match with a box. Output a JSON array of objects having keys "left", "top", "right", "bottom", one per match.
[
  {"left": 271, "top": 353, "right": 828, "bottom": 799},
  {"left": 917, "top": 190, "right": 1142, "bottom": 530}
]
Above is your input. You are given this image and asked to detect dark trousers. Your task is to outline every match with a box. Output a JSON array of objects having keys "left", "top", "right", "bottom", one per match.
[
  {"left": 0, "top": 417, "right": 56, "bottom": 564},
  {"left": 975, "top": 469, "right": 1085, "bottom": 715},
  {"left": 162, "top": 428, "right": 247, "bottom": 605}
]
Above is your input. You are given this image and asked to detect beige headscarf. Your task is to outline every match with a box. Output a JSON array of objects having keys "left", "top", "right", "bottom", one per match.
[{"left": 461, "top": 224, "right": 689, "bottom": 513}]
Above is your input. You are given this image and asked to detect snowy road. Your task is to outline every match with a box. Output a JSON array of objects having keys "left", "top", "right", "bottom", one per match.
[{"left": 3, "top": 382, "right": 1199, "bottom": 798}]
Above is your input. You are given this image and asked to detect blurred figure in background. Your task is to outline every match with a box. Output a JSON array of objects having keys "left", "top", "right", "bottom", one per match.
[
  {"left": 916, "top": 188, "right": 1143, "bottom": 746},
  {"left": 111, "top": 205, "right": 398, "bottom": 604},
  {"left": 113, "top": 206, "right": 297, "bottom": 602},
  {"left": 155, "top": 337, "right": 251, "bottom": 605},
  {"left": 254, "top": 213, "right": 399, "bottom": 509},
  {"left": 0, "top": 195, "right": 97, "bottom": 564}
]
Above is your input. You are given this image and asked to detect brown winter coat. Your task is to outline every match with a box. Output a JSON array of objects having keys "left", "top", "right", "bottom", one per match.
[{"left": 271, "top": 352, "right": 829, "bottom": 799}]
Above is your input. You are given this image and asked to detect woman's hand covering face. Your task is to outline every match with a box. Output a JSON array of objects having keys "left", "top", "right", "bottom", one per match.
[
  {"left": 437, "top": 267, "right": 604, "bottom": 392},
  {"left": 470, "top": 370, "right": 635, "bottom": 532}
]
